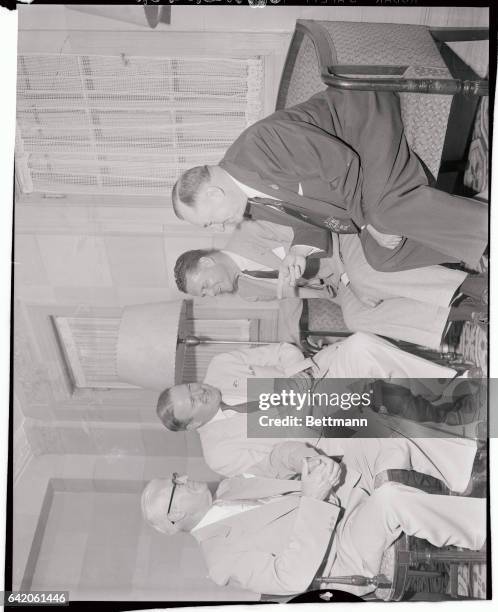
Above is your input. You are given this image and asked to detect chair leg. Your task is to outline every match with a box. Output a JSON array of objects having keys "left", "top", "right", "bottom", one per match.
[{"left": 435, "top": 42, "right": 483, "bottom": 194}]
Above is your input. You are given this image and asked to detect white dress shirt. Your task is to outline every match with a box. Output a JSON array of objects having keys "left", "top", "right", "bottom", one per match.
[{"left": 226, "top": 172, "right": 319, "bottom": 255}]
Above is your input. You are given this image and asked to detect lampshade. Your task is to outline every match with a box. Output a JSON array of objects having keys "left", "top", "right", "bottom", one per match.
[{"left": 117, "top": 301, "right": 186, "bottom": 391}]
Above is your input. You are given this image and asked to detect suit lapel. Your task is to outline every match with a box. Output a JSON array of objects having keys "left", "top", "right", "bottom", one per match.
[
  {"left": 216, "top": 478, "right": 300, "bottom": 540},
  {"left": 236, "top": 274, "right": 277, "bottom": 301},
  {"left": 219, "top": 476, "right": 301, "bottom": 500},
  {"left": 335, "top": 466, "right": 361, "bottom": 507},
  {"left": 195, "top": 478, "right": 300, "bottom": 544},
  {"left": 226, "top": 496, "right": 299, "bottom": 541},
  {"left": 221, "top": 162, "right": 349, "bottom": 220},
  {"left": 226, "top": 231, "right": 285, "bottom": 270}
]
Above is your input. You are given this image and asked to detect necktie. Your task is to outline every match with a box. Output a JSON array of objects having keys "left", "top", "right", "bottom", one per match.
[
  {"left": 242, "top": 269, "right": 279, "bottom": 279},
  {"left": 221, "top": 401, "right": 260, "bottom": 414},
  {"left": 248, "top": 197, "right": 358, "bottom": 234}
]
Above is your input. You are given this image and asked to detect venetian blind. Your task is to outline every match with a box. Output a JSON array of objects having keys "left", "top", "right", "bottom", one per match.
[{"left": 16, "top": 53, "right": 264, "bottom": 195}]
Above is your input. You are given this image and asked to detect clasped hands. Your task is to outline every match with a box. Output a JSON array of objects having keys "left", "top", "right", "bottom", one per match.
[
  {"left": 301, "top": 456, "right": 343, "bottom": 505},
  {"left": 277, "top": 226, "right": 403, "bottom": 298}
]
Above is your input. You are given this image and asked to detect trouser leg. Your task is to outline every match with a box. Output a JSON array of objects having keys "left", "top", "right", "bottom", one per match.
[
  {"left": 316, "top": 331, "right": 456, "bottom": 399},
  {"left": 338, "top": 286, "right": 449, "bottom": 349},
  {"left": 340, "top": 234, "right": 466, "bottom": 307},
  {"left": 341, "top": 437, "right": 476, "bottom": 494},
  {"left": 372, "top": 382, "right": 453, "bottom": 422},
  {"left": 363, "top": 187, "right": 488, "bottom": 271},
  {"left": 333, "top": 483, "right": 486, "bottom": 582}
]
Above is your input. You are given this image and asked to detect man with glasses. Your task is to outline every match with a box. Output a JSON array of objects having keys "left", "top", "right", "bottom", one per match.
[{"left": 141, "top": 442, "right": 486, "bottom": 597}]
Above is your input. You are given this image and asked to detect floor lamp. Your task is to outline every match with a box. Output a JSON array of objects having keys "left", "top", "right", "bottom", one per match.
[{"left": 116, "top": 300, "right": 276, "bottom": 390}]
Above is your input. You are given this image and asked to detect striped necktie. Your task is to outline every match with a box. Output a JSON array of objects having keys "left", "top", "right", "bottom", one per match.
[
  {"left": 242, "top": 269, "right": 279, "bottom": 279},
  {"left": 247, "top": 196, "right": 358, "bottom": 234},
  {"left": 221, "top": 401, "right": 260, "bottom": 414}
]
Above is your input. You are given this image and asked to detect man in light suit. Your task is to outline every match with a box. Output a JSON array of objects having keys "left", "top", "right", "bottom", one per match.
[
  {"left": 156, "top": 379, "right": 478, "bottom": 495},
  {"left": 171, "top": 89, "right": 487, "bottom": 273},
  {"left": 202, "top": 332, "right": 473, "bottom": 407},
  {"left": 141, "top": 442, "right": 485, "bottom": 597},
  {"left": 174, "top": 220, "right": 487, "bottom": 348}
]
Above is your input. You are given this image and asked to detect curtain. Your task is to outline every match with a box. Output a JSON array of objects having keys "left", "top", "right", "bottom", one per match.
[{"left": 16, "top": 53, "right": 264, "bottom": 196}]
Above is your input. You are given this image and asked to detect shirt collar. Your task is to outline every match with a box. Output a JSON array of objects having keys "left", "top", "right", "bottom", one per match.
[
  {"left": 198, "top": 406, "right": 237, "bottom": 432},
  {"left": 226, "top": 171, "right": 276, "bottom": 200}
]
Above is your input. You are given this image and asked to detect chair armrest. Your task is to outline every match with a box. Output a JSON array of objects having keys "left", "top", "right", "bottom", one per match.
[
  {"left": 429, "top": 27, "right": 489, "bottom": 42},
  {"left": 322, "top": 68, "right": 488, "bottom": 96}
]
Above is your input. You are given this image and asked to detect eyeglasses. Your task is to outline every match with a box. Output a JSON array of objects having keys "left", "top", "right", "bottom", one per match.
[{"left": 167, "top": 472, "right": 186, "bottom": 523}]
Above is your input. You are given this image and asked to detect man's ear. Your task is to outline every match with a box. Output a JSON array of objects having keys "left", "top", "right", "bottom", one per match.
[{"left": 206, "top": 185, "right": 225, "bottom": 202}]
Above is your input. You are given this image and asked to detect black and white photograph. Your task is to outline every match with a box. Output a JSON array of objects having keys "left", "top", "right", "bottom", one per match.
[{"left": 1, "top": 1, "right": 493, "bottom": 608}]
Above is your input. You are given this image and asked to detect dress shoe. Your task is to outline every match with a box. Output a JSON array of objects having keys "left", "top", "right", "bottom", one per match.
[
  {"left": 459, "top": 447, "right": 487, "bottom": 497},
  {"left": 471, "top": 311, "right": 488, "bottom": 331}
]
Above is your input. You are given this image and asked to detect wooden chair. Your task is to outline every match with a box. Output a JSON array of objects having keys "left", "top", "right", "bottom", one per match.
[
  {"left": 297, "top": 298, "right": 473, "bottom": 370},
  {"left": 315, "top": 468, "right": 487, "bottom": 601}
]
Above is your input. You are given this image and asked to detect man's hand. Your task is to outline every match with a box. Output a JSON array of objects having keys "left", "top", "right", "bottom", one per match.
[
  {"left": 277, "top": 252, "right": 306, "bottom": 298},
  {"left": 277, "top": 245, "right": 317, "bottom": 298},
  {"left": 301, "top": 457, "right": 342, "bottom": 501},
  {"left": 306, "top": 456, "right": 343, "bottom": 487},
  {"left": 365, "top": 224, "right": 403, "bottom": 250}
]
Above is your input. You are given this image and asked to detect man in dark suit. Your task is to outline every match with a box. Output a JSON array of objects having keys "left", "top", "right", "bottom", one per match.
[{"left": 172, "top": 88, "right": 488, "bottom": 273}]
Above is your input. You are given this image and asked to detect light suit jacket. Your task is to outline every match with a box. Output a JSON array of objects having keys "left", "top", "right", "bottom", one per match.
[
  {"left": 225, "top": 220, "right": 335, "bottom": 301},
  {"left": 227, "top": 219, "right": 464, "bottom": 308},
  {"left": 198, "top": 409, "right": 324, "bottom": 478},
  {"left": 193, "top": 468, "right": 359, "bottom": 596}
]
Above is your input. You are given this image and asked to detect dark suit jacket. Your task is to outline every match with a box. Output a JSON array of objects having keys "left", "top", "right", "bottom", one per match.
[{"left": 221, "top": 88, "right": 487, "bottom": 271}]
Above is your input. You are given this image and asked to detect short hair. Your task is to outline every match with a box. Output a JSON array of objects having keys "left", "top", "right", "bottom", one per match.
[
  {"left": 174, "top": 249, "right": 219, "bottom": 294},
  {"left": 141, "top": 479, "right": 178, "bottom": 535},
  {"left": 157, "top": 387, "right": 193, "bottom": 431},
  {"left": 172, "top": 165, "right": 211, "bottom": 219}
]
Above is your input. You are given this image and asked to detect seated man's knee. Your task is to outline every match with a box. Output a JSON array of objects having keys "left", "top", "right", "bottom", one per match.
[
  {"left": 363, "top": 248, "right": 401, "bottom": 273},
  {"left": 370, "top": 481, "right": 399, "bottom": 505},
  {"left": 341, "top": 331, "right": 375, "bottom": 351},
  {"left": 342, "top": 309, "right": 364, "bottom": 331}
]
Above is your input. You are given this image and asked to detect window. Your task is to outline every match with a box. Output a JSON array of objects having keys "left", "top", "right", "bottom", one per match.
[
  {"left": 16, "top": 53, "right": 264, "bottom": 196},
  {"left": 52, "top": 315, "right": 258, "bottom": 389},
  {"left": 52, "top": 316, "right": 131, "bottom": 390}
]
